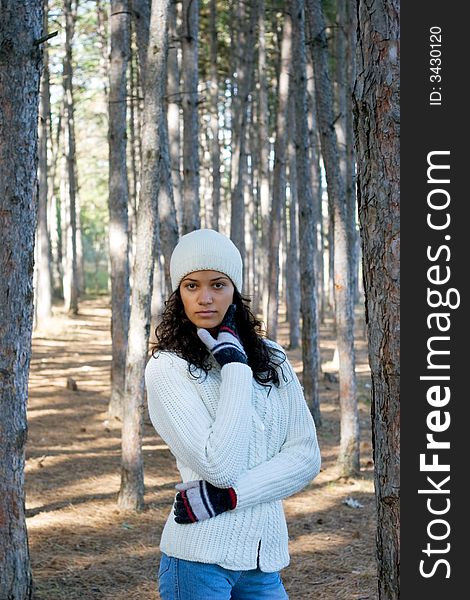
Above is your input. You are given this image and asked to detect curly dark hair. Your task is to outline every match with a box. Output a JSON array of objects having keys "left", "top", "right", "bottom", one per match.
[{"left": 151, "top": 288, "right": 286, "bottom": 387}]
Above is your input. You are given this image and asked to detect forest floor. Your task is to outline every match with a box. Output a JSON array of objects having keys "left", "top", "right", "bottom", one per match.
[{"left": 26, "top": 296, "right": 377, "bottom": 600}]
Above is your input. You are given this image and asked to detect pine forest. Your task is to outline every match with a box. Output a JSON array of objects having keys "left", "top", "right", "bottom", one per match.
[{"left": 0, "top": 1, "right": 399, "bottom": 598}]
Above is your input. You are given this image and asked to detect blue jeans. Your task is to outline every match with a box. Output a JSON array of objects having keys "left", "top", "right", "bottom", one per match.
[{"left": 158, "top": 553, "right": 289, "bottom": 599}]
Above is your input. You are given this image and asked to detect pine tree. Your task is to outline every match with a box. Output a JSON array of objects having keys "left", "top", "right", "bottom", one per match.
[
  {"left": 108, "top": 0, "right": 131, "bottom": 420},
  {"left": 119, "top": 0, "right": 171, "bottom": 510},
  {"left": 354, "top": 0, "right": 400, "bottom": 596},
  {"left": 0, "top": 1, "right": 43, "bottom": 596}
]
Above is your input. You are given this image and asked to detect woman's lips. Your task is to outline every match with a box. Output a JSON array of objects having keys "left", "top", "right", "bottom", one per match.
[{"left": 196, "top": 311, "right": 217, "bottom": 316}]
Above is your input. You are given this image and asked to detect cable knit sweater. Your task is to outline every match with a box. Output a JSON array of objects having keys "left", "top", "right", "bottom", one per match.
[{"left": 144, "top": 340, "right": 321, "bottom": 572}]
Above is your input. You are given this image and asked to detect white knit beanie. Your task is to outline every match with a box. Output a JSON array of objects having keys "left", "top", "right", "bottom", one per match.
[{"left": 170, "top": 229, "right": 243, "bottom": 292}]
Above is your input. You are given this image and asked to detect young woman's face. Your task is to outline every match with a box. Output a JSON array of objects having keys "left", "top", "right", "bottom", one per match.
[{"left": 179, "top": 270, "right": 235, "bottom": 333}]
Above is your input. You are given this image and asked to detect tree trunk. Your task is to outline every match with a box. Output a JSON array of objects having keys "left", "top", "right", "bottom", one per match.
[
  {"left": 36, "top": 0, "right": 53, "bottom": 324},
  {"left": 243, "top": 104, "right": 256, "bottom": 298},
  {"left": 247, "top": 142, "right": 257, "bottom": 301},
  {"left": 118, "top": 0, "right": 170, "bottom": 510},
  {"left": 230, "top": 0, "right": 256, "bottom": 272},
  {"left": 75, "top": 189, "right": 85, "bottom": 295},
  {"left": 167, "top": 0, "right": 183, "bottom": 234},
  {"left": 133, "top": 0, "right": 178, "bottom": 298},
  {"left": 181, "top": 0, "right": 200, "bottom": 234},
  {"left": 305, "top": 5, "right": 334, "bottom": 316},
  {"left": 48, "top": 102, "right": 63, "bottom": 297},
  {"left": 286, "top": 92, "right": 300, "bottom": 350},
  {"left": 208, "top": 0, "right": 221, "bottom": 231},
  {"left": 354, "top": 1, "right": 400, "bottom": 596},
  {"left": 306, "top": 55, "right": 325, "bottom": 322},
  {"left": 227, "top": 5, "right": 240, "bottom": 230},
  {"left": 291, "top": 0, "right": 321, "bottom": 425},
  {"left": 107, "top": 0, "right": 131, "bottom": 421},
  {"left": 344, "top": 0, "right": 360, "bottom": 306},
  {"left": 128, "top": 32, "right": 139, "bottom": 253},
  {"left": 0, "top": 2, "right": 43, "bottom": 596},
  {"left": 158, "top": 111, "right": 179, "bottom": 293},
  {"left": 49, "top": 190, "right": 62, "bottom": 296},
  {"left": 306, "top": 0, "right": 358, "bottom": 471},
  {"left": 129, "top": 0, "right": 150, "bottom": 268},
  {"left": 267, "top": 15, "right": 292, "bottom": 339},
  {"left": 334, "top": 0, "right": 348, "bottom": 201},
  {"left": 257, "top": 0, "right": 271, "bottom": 324},
  {"left": 200, "top": 107, "right": 211, "bottom": 228},
  {"left": 96, "top": 0, "right": 110, "bottom": 101},
  {"left": 62, "top": 0, "right": 79, "bottom": 314},
  {"left": 280, "top": 200, "right": 287, "bottom": 317},
  {"left": 336, "top": 0, "right": 359, "bottom": 309}
]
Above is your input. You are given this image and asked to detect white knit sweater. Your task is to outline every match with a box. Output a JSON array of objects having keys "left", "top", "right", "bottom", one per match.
[{"left": 144, "top": 340, "right": 321, "bottom": 572}]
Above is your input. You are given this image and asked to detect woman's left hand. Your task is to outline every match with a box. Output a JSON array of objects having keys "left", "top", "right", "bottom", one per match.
[{"left": 173, "top": 480, "right": 237, "bottom": 524}]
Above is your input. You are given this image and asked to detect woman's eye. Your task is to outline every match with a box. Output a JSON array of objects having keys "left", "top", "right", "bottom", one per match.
[{"left": 213, "top": 283, "right": 225, "bottom": 289}]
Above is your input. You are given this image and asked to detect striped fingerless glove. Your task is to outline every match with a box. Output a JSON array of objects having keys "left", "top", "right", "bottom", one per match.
[
  {"left": 197, "top": 304, "right": 248, "bottom": 367},
  {"left": 174, "top": 480, "right": 237, "bottom": 524}
]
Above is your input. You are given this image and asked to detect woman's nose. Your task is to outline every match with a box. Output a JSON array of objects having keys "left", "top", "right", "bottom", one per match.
[{"left": 198, "top": 288, "right": 213, "bottom": 304}]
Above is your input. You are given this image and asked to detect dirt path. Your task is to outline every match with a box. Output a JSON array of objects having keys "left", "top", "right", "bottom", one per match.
[{"left": 27, "top": 297, "right": 377, "bottom": 599}]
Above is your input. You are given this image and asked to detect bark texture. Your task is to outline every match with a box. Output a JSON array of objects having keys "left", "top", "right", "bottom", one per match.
[
  {"left": 133, "top": 0, "right": 178, "bottom": 298},
  {"left": 257, "top": 0, "right": 271, "bottom": 323},
  {"left": 36, "top": 2, "right": 53, "bottom": 323},
  {"left": 62, "top": 0, "right": 79, "bottom": 314},
  {"left": 229, "top": 0, "right": 256, "bottom": 270},
  {"left": 108, "top": 0, "right": 131, "bottom": 420},
  {"left": 291, "top": 0, "right": 321, "bottom": 425},
  {"left": 158, "top": 113, "right": 179, "bottom": 294},
  {"left": 306, "top": 0, "right": 359, "bottom": 472},
  {"left": 0, "top": 1, "right": 43, "bottom": 597},
  {"left": 286, "top": 92, "right": 300, "bottom": 350},
  {"left": 167, "top": 0, "right": 183, "bottom": 235},
  {"left": 267, "top": 15, "right": 291, "bottom": 339},
  {"left": 208, "top": 0, "right": 220, "bottom": 231},
  {"left": 181, "top": 0, "right": 200, "bottom": 233},
  {"left": 118, "top": 0, "right": 170, "bottom": 510},
  {"left": 354, "top": 1, "right": 400, "bottom": 597},
  {"left": 306, "top": 56, "right": 325, "bottom": 322}
]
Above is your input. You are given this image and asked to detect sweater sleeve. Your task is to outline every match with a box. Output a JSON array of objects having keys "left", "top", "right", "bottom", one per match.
[
  {"left": 145, "top": 352, "right": 253, "bottom": 488},
  {"left": 233, "top": 357, "right": 321, "bottom": 510}
]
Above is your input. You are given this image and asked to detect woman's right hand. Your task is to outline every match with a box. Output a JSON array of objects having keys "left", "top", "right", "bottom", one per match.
[{"left": 197, "top": 304, "right": 248, "bottom": 367}]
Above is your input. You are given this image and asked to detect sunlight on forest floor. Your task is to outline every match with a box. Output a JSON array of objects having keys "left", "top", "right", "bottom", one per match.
[{"left": 27, "top": 297, "right": 377, "bottom": 600}]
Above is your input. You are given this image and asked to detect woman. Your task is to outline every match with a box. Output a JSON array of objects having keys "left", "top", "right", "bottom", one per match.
[{"left": 145, "top": 228, "right": 321, "bottom": 599}]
